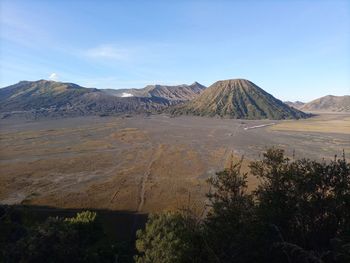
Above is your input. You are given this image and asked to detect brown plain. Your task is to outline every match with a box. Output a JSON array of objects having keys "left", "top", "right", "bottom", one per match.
[{"left": 0, "top": 113, "right": 349, "bottom": 213}]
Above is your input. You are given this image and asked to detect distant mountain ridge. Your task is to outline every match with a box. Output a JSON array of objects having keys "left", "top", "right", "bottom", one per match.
[
  {"left": 0, "top": 80, "right": 95, "bottom": 112},
  {"left": 171, "top": 79, "right": 308, "bottom": 119},
  {"left": 300, "top": 95, "right": 350, "bottom": 112},
  {"left": 0, "top": 80, "right": 178, "bottom": 119},
  {"left": 0, "top": 80, "right": 208, "bottom": 119},
  {"left": 102, "top": 82, "right": 206, "bottom": 101},
  {"left": 6, "top": 78, "right": 346, "bottom": 119},
  {"left": 284, "top": 101, "right": 305, "bottom": 109}
]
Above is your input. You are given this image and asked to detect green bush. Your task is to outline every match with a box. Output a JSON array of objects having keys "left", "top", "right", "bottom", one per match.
[
  {"left": 0, "top": 210, "right": 124, "bottom": 263},
  {"left": 135, "top": 148, "right": 350, "bottom": 263},
  {"left": 135, "top": 212, "right": 204, "bottom": 263}
]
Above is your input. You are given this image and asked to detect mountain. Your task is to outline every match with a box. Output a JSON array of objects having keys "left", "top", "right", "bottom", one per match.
[
  {"left": 284, "top": 101, "right": 305, "bottom": 109},
  {"left": 0, "top": 80, "right": 172, "bottom": 118},
  {"left": 300, "top": 95, "right": 350, "bottom": 112},
  {"left": 0, "top": 80, "right": 94, "bottom": 112},
  {"left": 171, "top": 79, "right": 309, "bottom": 119},
  {"left": 102, "top": 82, "right": 206, "bottom": 101}
]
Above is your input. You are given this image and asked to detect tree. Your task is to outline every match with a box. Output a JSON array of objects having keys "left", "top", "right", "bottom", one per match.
[
  {"left": 250, "top": 148, "right": 350, "bottom": 262},
  {"left": 135, "top": 211, "right": 203, "bottom": 263},
  {"left": 2, "top": 210, "right": 118, "bottom": 263},
  {"left": 0, "top": 206, "right": 28, "bottom": 260},
  {"left": 204, "top": 157, "right": 262, "bottom": 263},
  {"left": 134, "top": 149, "right": 350, "bottom": 262}
]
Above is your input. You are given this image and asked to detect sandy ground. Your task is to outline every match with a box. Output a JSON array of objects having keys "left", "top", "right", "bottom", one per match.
[
  {"left": 0, "top": 113, "right": 349, "bottom": 213},
  {"left": 271, "top": 112, "right": 350, "bottom": 134}
]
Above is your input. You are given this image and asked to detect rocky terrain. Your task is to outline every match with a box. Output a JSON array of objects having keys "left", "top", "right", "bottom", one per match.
[
  {"left": 171, "top": 79, "right": 308, "bottom": 119},
  {"left": 300, "top": 95, "right": 350, "bottom": 112},
  {"left": 284, "top": 101, "right": 305, "bottom": 109},
  {"left": 102, "top": 82, "right": 206, "bottom": 101},
  {"left": 0, "top": 80, "right": 194, "bottom": 119},
  {"left": 4, "top": 79, "right": 348, "bottom": 120}
]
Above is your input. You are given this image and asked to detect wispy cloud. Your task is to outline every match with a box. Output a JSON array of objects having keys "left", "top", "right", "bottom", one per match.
[
  {"left": 83, "top": 45, "right": 129, "bottom": 60},
  {"left": 0, "top": 6, "right": 51, "bottom": 49},
  {"left": 49, "top": 72, "right": 58, "bottom": 81}
]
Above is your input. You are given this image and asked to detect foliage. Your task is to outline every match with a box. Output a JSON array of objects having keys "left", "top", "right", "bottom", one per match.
[
  {"left": 65, "top": 210, "right": 97, "bottom": 224},
  {"left": 0, "top": 209, "right": 131, "bottom": 263},
  {"left": 204, "top": 158, "right": 260, "bottom": 262},
  {"left": 250, "top": 148, "right": 350, "bottom": 261},
  {"left": 135, "top": 148, "right": 350, "bottom": 263},
  {"left": 135, "top": 212, "right": 203, "bottom": 263},
  {"left": 0, "top": 206, "right": 28, "bottom": 260}
]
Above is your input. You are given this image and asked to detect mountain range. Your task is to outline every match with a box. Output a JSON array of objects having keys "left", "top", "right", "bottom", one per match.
[
  {"left": 286, "top": 95, "right": 350, "bottom": 112},
  {"left": 0, "top": 78, "right": 347, "bottom": 120},
  {"left": 102, "top": 82, "right": 206, "bottom": 101},
  {"left": 284, "top": 101, "right": 305, "bottom": 109},
  {"left": 0, "top": 80, "right": 199, "bottom": 119}
]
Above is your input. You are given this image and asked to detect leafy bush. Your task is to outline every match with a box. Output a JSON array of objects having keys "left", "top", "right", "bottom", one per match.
[
  {"left": 0, "top": 210, "right": 128, "bottom": 263},
  {"left": 250, "top": 149, "right": 350, "bottom": 262},
  {"left": 204, "top": 158, "right": 260, "bottom": 262},
  {"left": 135, "top": 148, "right": 350, "bottom": 263},
  {"left": 135, "top": 212, "right": 204, "bottom": 263}
]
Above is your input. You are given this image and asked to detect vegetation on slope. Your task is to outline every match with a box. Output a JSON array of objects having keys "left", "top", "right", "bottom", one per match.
[
  {"left": 284, "top": 100, "right": 305, "bottom": 109},
  {"left": 0, "top": 80, "right": 93, "bottom": 112},
  {"left": 103, "top": 82, "right": 206, "bottom": 101},
  {"left": 0, "top": 80, "right": 172, "bottom": 118},
  {"left": 172, "top": 79, "right": 309, "bottom": 119},
  {"left": 300, "top": 95, "right": 350, "bottom": 112}
]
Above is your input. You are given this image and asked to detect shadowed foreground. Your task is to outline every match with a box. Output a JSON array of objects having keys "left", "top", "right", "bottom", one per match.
[{"left": 1, "top": 148, "right": 349, "bottom": 263}]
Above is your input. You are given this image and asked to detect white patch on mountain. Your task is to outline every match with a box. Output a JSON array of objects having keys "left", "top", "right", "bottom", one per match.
[{"left": 121, "top": 92, "right": 134, "bottom": 97}]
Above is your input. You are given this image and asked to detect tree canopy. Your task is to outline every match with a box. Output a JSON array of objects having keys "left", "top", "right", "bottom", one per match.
[{"left": 135, "top": 148, "right": 350, "bottom": 263}]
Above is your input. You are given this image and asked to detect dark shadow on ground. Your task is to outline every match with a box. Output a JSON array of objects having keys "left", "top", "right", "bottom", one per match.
[{"left": 0, "top": 204, "right": 148, "bottom": 242}]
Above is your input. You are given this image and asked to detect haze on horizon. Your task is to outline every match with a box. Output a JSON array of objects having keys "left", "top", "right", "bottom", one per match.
[{"left": 0, "top": 0, "right": 349, "bottom": 102}]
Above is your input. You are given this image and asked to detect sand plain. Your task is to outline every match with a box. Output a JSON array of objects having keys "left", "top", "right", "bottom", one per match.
[{"left": 0, "top": 113, "right": 349, "bottom": 213}]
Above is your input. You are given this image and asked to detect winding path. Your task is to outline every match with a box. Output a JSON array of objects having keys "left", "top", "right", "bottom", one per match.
[{"left": 137, "top": 145, "right": 163, "bottom": 212}]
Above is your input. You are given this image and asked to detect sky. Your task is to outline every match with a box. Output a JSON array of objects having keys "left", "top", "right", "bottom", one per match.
[{"left": 0, "top": 0, "right": 349, "bottom": 101}]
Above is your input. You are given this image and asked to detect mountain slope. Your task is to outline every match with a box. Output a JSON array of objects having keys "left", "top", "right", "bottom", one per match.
[
  {"left": 0, "top": 80, "right": 94, "bottom": 112},
  {"left": 300, "top": 95, "right": 350, "bottom": 112},
  {"left": 0, "top": 80, "right": 172, "bottom": 118},
  {"left": 171, "top": 79, "right": 308, "bottom": 119},
  {"left": 102, "top": 82, "right": 206, "bottom": 101},
  {"left": 284, "top": 101, "right": 305, "bottom": 109}
]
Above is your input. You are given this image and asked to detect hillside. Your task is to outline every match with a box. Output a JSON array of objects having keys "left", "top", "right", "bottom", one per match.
[
  {"left": 284, "top": 101, "right": 305, "bottom": 109},
  {"left": 0, "top": 80, "right": 171, "bottom": 118},
  {"left": 300, "top": 95, "right": 350, "bottom": 112},
  {"left": 0, "top": 80, "right": 94, "bottom": 111},
  {"left": 102, "top": 82, "right": 206, "bottom": 101},
  {"left": 171, "top": 79, "right": 308, "bottom": 119}
]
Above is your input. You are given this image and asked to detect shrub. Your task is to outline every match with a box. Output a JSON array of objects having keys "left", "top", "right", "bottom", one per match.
[{"left": 135, "top": 212, "right": 203, "bottom": 263}]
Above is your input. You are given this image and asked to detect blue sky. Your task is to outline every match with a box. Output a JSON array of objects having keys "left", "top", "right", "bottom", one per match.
[{"left": 0, "top": 0, "right": 349, "bottom": 101}]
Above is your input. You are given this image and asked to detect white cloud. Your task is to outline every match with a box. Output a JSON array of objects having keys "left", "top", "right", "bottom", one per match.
[
  {"left": 49, "top": 73, "right": 58, "bottom": 81},
  {"left": 121, "top": 92, "right": 134, "bottom": 97},
  {"left": 84, "top": 45, "right": 128, "bottom": 60}
]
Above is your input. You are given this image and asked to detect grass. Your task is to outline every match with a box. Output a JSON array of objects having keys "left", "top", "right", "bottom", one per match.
[{"left": 271, "top": 114, "right": 350, "bottom": 134}]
